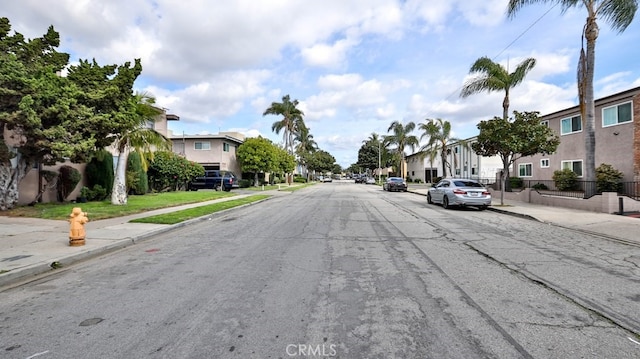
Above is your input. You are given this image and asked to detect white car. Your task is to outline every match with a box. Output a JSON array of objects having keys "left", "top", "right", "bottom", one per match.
[
  {"left": 427, "top": 178, "right": 491, "bottom": 210},
  {"left": 365, "top": 177, "right": 376, "bottom": 185}
]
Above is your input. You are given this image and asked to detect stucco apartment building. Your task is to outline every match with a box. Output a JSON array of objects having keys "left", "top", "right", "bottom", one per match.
[
  {"left": 513, "top": 86, "right": 640, "bottom": 183},
  {"left": 170, "top": 132, "right": 244, "bottom": 175},
  {"left": 405, "top": 137, "right": 503, "bottom": 184}
]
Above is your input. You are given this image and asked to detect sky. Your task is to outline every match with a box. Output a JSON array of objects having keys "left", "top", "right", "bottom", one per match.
[{"left": 3, "top": 0, "right": 640, "bottom": 168}]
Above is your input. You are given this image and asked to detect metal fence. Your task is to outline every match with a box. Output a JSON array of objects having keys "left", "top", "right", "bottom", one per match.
[{"left": 517, "top": 180, "right": 640, "bottom": 200}]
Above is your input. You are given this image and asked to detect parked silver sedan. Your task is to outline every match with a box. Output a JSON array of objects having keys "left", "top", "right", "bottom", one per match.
[
  {"left": 383, "top": 177, "right": 407, "bottom": 192},
  {"left": 427, "top": 178, "right": 491, "bottom": 210}
]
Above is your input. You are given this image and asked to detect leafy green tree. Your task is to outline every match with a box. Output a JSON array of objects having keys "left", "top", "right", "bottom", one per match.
[
  {"left": 357, "top": 141, "right": 380, "bottom": 172},
  {"left": 273, "top": 145, "right": 296, "bottom": 182},
  {"left": 419, "top": 118, "right": 462, "bottom": 178},
  {"left": 472, "top": 111, "right": 560, "bottom": 205},
  {"left": 507, "top": 0, "right": 637, "bottom": 183},
  {"left": 0, "top": 19, "right": 95, "bottom": 209},
  {"left": 332, "top": 163, "right": 343, "bottom": 175},
  {"left": 460, "top": 56, "right": 536, "bottom": 121},
  {"left": 307, "top": 150, "right": 336, "bottom": 175},
  {"left": 237, "top": 137, "right": 277, "bottom": 186},
  {"left": 147, "top": 151, "right": 203, "bottom": 192},
  {"left": 385, "top": 121, "right": 419, "bottom": 179}
]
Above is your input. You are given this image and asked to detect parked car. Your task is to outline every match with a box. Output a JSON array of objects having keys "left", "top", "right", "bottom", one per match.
[
  {"left": 383, "top": 177, "right": 407, "bottom": 192},
  {"left": 365, "top": 177, "right": 376, "bottom": 185},
  {"left": 323, "top": 176, "right": 333, "bottom": 183},
  {"left": 354, "top": 174, "right": 366, "bottom": 184},
  {"left": 427, "top": 178, "right": 491, "bottom": 210},
  {"left": 188, "top": 170, "right": 238, "bottom": 191}
]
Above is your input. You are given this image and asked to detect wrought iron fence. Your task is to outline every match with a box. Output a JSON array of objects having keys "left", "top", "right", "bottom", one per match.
[{"left": 516, "top": 180, "right": 640, "bottom": 200}]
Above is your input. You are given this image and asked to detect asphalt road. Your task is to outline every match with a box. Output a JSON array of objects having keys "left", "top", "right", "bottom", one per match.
[{"left": 2, "top": 182, "right": 639, "bottom": 358}]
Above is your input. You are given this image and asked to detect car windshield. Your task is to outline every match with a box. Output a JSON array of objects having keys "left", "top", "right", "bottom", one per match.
[
  {"left": 389, "top": 178, "right": 403, "bottom": 182},
  {"left": 453, "top": 180, "right": 483, "bottom": 188}
]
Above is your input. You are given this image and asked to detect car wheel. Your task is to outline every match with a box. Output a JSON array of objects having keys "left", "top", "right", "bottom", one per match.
[
  {"left": 442, "top": 196, "right": 450, "bottom": 209},
  {"left": 427, "top": 193, "right": 433, "bottom": 204},
  {"left": 214, "top": 185, "right": 221, "bottom": 191}
]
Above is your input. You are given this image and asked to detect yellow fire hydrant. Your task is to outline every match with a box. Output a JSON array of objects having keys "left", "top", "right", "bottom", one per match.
[{"left": 69, "top": 207, "right": 89, "bottom": 246}]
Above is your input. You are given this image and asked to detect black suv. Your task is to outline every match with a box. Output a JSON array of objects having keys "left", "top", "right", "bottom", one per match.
[{"left": 188, "top": 170, "right": 238, "bottom": 191}]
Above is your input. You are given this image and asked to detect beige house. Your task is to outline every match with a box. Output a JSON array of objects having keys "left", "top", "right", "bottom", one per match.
[
  {"left": 513, "top": 86, "right": 640, "bottom": 182},
  {"left": 170, "top": 131, "right": 244, "bottom": 174}
]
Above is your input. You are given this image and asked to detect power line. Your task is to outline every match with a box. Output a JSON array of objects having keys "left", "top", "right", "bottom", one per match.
[{"left": 444, "top": 3, "right": 559, "bottom": 102}]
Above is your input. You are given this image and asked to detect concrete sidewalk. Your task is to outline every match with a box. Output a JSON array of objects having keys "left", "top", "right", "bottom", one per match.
[
  {"left": 1, "top": 186, "right": 639, "bottom": 288},
  {"left": 408, "top": 187, "right": 640, "bottom": 247}
]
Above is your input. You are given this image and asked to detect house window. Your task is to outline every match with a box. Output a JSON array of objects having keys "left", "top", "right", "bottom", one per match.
[
  {"left": 518, "top": 163, "right": 532, "bottom": 177},
  {"left": 561, "top": 115, "right": 582, "bottom": 135},
  {"left": 540, "top": 120, "right": 549, "bottom": 127},
  {"left": 540, "top": 159, "right": 550, "bottom": 168},
  {"left": 602, "top": 102, "right": 632, "bottom": 127},
  {"left": 562, "top": 160, "right": 583, "bottom": 177},
  {"left": 194, "top": 141, "right": 211, "bottom": 150},
  {"left": 223, "top": 143, "right": 230, "bottom": 152}
]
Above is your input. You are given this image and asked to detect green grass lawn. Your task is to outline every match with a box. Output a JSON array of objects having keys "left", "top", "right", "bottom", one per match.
[
  {"left": 3, "top": 191, "right": 236, "bottom": 220},
  {"left": 130, "top": 194, "right": 271, "bottom": 224}
]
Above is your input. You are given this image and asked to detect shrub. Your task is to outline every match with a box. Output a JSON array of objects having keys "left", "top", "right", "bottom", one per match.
[
  {"left": 127, "top": 152, "right": 148, "bottom": 195},
  {"left": 596, "top": 163, "right": 623, "bottom": 192},
  {"left": 238, "top": 179, "right": 252, "bottom": 188},
  {"left": 509, "top": 176, "right": 523, "bottom": 188},
  {"left": 552, "top": 169, "right": 578, "bottom": 191},
  {"left": 414, "top": 178, "right": 423, "bottom": 183},
  {"left": 85, "top": 149, "right": 113, "bottom": 196},
  {"left": 532, "top": 182, "right": 548, "bottom": 190},
  {"left": 293, "top": 176, "right": 307, "bottom": 183},
  {"left": 89, "top": 184, "right": 108, "bottom": 201},
  {"left": 432, "top": 176, "right": 442, "bottom": 184},
  {"left": 57, "top": 165, "right": 82, "bottom": 201}
]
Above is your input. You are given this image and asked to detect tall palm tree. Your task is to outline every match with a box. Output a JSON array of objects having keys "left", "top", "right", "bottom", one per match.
[
  {"left": 111, "top": 92, "right": 172, "bottom": 205},
  {"left": 385, "top": 121, "right": 419, "bottom": 179},
  {"left": 294, "top": 124, "right": 318, "bottom": 180},
  {"left": 263, "top": 95, "right": 305, "bottom": 155},
  {"left": 507, "top": 0, "right": 637, "bottom": 183},
  {"left": 419, "top": 118, "right": 462, "bottom": 178},
  {"left": 460, "top": 56, "right": 536, "bottom": 121}
]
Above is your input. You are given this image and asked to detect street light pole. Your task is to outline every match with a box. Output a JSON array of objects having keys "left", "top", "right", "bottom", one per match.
[{"left": 378, "top": 140, "right": 381, "bottom": 184}]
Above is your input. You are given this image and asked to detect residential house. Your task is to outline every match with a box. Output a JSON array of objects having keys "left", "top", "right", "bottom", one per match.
[
  {"left": 513, "top": 86, "right": 639, "bottom": 182},
  {"left": 170, "top": 131, "right": 244, "bottom": 175}
]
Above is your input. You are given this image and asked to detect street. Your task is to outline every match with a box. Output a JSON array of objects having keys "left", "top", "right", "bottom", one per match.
[{"left": 1, "top": 182, "right": 639, "bottom": 358}]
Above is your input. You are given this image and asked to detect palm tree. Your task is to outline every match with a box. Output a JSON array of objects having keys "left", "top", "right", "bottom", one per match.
[
  {"left": 385, "top": 121, "right": 419, "bottom": 179},
  {"left": 419, "top": 118, "right": 463, "bottom": 178},
  {"left": 294, "top": 124, "right": 318, "bottom": 180},
  {"left": 507, "top": 0, "right": 637, "bottom": 183},
  {"left": 111, "top": 92, "right": 172, "bottom": 205},
  {"left": 263, "top": 95, "right": 305, "bottom": 155},
  {"left": 460, "top": 56, "right": 536, "bottom": 121}
]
